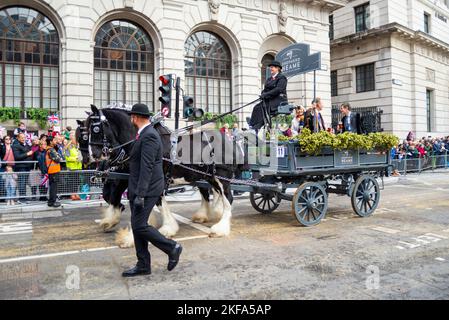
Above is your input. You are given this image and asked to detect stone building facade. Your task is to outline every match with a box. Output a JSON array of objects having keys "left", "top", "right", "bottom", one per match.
[
  {"left": 0, "top": 0, "right": 345, "bottom": 131},
  {"left": 330, "top": 0, "right": 449, "bottom": 138}
]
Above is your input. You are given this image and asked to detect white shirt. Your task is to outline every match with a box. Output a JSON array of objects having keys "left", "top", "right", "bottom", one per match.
[
  {"left": 271, "top": 73, "right": 278, "bottom": 79},
  {"left": 137, "top": 122, "right": 151, "bottom": 136}
]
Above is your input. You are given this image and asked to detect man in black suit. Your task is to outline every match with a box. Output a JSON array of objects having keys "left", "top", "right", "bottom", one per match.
[
  {"left": 340, "top": 103, "right": 361, "bottom": 134},
  {"left": 12, "top": 132, "right": 34, "bottom": 203},
  {"left": 122, "top": 103, "right": 182, "bottom": 278},
  {"left": 248, "top": 60, "right": 288, "bottom": 130},
  {"left": 304, "top": 97, "right": 326, "bottom": 133}
]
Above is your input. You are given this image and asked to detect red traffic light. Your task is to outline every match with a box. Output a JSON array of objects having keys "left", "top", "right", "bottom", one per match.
[{"left": 159, "top": 75, "right": 170, "bottom": 86}]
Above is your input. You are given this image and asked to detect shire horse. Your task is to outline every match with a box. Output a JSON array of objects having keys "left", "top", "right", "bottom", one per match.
[
  {"left": 85, "top": 105, "right": 239, "bottom": 247},
  {"left": 76, "top": 118, "right": 127, "bottom": 224}
]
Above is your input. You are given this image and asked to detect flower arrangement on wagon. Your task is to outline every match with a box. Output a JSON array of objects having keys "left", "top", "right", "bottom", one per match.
[{"left": 276, "top": 128, "right": 399, "bottom": 155}]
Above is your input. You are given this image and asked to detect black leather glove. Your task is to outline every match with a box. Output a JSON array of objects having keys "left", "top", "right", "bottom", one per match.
[{"left": 134, "top": 196, "right": 145, "bottom": 209}]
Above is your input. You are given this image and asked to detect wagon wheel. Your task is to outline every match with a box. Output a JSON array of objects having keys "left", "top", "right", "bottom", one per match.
[
  {"left": 292, "top": 182, "right": 328, "bottom": 226},
  {"left": 351, "top": 175, "right": 380, "bottom": 217},
  {"left": 250, "top": 191, "right": 281, "bottom": 214}
]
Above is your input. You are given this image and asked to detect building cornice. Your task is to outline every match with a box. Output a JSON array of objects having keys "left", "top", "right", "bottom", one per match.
[
  {"left": 417, "top": 0, "right": 449, "bottom": 16},
  {"left": 298, "top": 0, "right": 348, "bottom": 11},
  {"left": 331, "top": 22, "right": 449, "bottom": 53}
]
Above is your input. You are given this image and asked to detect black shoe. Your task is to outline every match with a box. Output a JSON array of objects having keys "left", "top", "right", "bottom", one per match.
[
  {"left": 47, "top": 202, "right": 61, "bottom": 208},
  {"left": 122, "top": 266, "right": 151, "bottom": 278},
  {"left": 167, "top": 243, "right": 182, "bottom": 271}
]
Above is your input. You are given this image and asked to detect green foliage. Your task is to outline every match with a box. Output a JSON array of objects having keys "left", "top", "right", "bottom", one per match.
[
  {"left": 290, "top": 128, "right": 399, "bottom": 155},
  {"left": 0, "top": 107, "right": 20, "bottom": 124},
  {"left": 273, "top": 114, "right": 293, "bottom": 126},
  {"left": 296, "top": 129, "right": 399, "bottom": 155},
  {"left": 0, "top": 107, "right": 52, "bottom": 128},
  {"left": 197, "top": 112, "right": 238, "bottom": 129},
  {"left": 25, "top": 108, "right": 50, "bottom": 129}
]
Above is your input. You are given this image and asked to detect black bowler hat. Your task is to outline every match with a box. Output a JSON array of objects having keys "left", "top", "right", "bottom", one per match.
[
  {"left": 128, "top": 103, "right": 151, "bottom": 117},
  {"left": 268, "top": 60, "right": 282, "bottom": 69}
]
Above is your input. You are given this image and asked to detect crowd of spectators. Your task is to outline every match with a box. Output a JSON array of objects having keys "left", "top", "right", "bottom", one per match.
[
  {"left": 391, "top": 132, "right": 449, "bottom": 160},
  {"left": 0, "top": 123, "right": 83, "bottom": 205}
]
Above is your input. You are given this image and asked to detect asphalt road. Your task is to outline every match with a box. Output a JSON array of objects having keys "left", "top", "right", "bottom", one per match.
[{"left": 1, "top": 172, "right": 449, "bottom": 300}]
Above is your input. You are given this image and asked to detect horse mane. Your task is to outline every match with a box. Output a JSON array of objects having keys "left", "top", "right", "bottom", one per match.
[{"left": 101, "top": 108, "right": 136, "bottom": 143}]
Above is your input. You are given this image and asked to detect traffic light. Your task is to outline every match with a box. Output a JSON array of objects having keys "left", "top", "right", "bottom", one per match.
[
  {"left": 182, "top": 95, "right": 204, "bottom": 120},
  {"left": 159, "top": 74, "right": 173, "bottom": 117}
]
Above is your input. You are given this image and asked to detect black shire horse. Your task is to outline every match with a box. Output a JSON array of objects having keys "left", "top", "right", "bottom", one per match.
[
  {"left": 85, "top": 105, "right": 239, "bottom": 247},
  {"left": 76, "top": 118, "right": 126, "bottom": 232}
]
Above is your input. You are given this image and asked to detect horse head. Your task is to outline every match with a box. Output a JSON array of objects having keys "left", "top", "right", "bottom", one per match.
[
  {"left": 76, "top": 119, "right": 90, "bottom": 166},
  {"left": 87, "top": 105, "right": 136, "bottom": 164}
]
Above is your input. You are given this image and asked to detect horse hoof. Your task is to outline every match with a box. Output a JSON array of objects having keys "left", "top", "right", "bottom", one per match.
[
  {"left": 116, "top": 228, "right": 134, "bottom": 248},
  {"left": 191, "top": 215, "right": 208, "bottom": 224},
  {"left": 100, "top": 221, "right": 118, "bottom": 232}
]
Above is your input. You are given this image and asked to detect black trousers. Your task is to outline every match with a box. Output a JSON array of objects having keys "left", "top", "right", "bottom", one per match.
[
  {"left": 249, "top": 102, "right": 269, "bottom": 130},
  {"left": 130, "top": 196, "right": 176, "bottom": 269},
  {"left": 48, "top": 172, "right": 59, "bottom": 204}
]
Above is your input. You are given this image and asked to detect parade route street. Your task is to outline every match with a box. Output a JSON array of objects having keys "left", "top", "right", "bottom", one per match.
[{"left": 1, "top": 172, "right": 449, "bottom": 300}]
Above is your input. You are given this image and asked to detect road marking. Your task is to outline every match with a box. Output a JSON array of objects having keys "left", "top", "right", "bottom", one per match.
[
  {"left": 435, "top": 257, "right": 446, "bottom": 262},
  {"left": 0, "top": 246, "right": 117, "bottom": 264},
  {"left": 0, "top": 221, "right": 32, "bottom": 236},
  {"left": 1, "top": 211, "right": 63, "bottom": 221},
  {"left": 171, "top": 213, "right": 211, "bottom": 234},
  {"left": 0, "top": 235, "right": 209, "bottom": 264},
  {"left": 1, "top": 213, "right": 32, "bottom": 221},
  {"left": 369, "top": 226, "right": 401, "bottom": 234},
  {"left": 174, "top": 235, "right": 209, "bottom": 241},
  {"left": 395, "top": 233, "right": 448, "bottom": 250}
]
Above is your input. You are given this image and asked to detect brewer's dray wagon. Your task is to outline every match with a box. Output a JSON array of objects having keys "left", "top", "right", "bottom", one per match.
[{"left": 231, "top": 140, "right": 391, "bottom": 227}]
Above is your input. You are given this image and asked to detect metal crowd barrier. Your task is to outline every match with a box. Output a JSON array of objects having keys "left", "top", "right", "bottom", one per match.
[
  {"left": 390, "top": 153, "right": 448, "bottom": 176},
  {"left": 0, "top": 161, "right": 105, "bottom": 201}
]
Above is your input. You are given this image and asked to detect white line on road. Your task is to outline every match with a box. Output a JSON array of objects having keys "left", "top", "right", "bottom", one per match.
[
  {"left": 0, "top": 246, "right": 117, "bottom": 264},
  {"left": 0, "top": 235, "right": 209, "bottom": 264},
  {"left": 0, "top": 221, "right": 32, "bottom": 236},
  {"left": 0, "top": 230, "right": 33, "bottom": 236},
  {"left": 173, "top": 235, "right": 209, "bottom": 241},
  {"left": 369, "top": 226, "right": 401, "bottom": 234},
  {"left": 171, "top": 213, "right": 211, "bottom": 234}
]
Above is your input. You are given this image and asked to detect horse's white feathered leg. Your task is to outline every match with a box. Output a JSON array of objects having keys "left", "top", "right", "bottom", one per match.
[
  {"left": 158, "top": 196, "right": 179, "bottom": 238},
  {"left": 148, "top": 207, "right": 160, "bottom": 228},
  {"left": 192, "top": 191, "right": 211, "bottom": 223},
  {"left": 115, "top": 224, "right": 134, "bottom": 248},
  {"left": 211, "top": 188, "right": 223, "bottom": 220},
  {"left": 99, "top": 205, "right": 121, "bottom": 232},
  {"left": 210, "top": 179, "right": 232, "bottom": 237}
]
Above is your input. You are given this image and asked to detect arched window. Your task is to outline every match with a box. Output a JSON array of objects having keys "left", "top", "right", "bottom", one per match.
[
  {"left": 261, "top": 53, "right": 275, "bottom": 88},
  {"left": 185, "top": 31, "right": 231, "bottom": 113},
  {"left": 0, "top": 6, "right": 59, "bottom": 111},
  {"left": 94, "top": 20, "right": 154, "bottom": 108}
]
